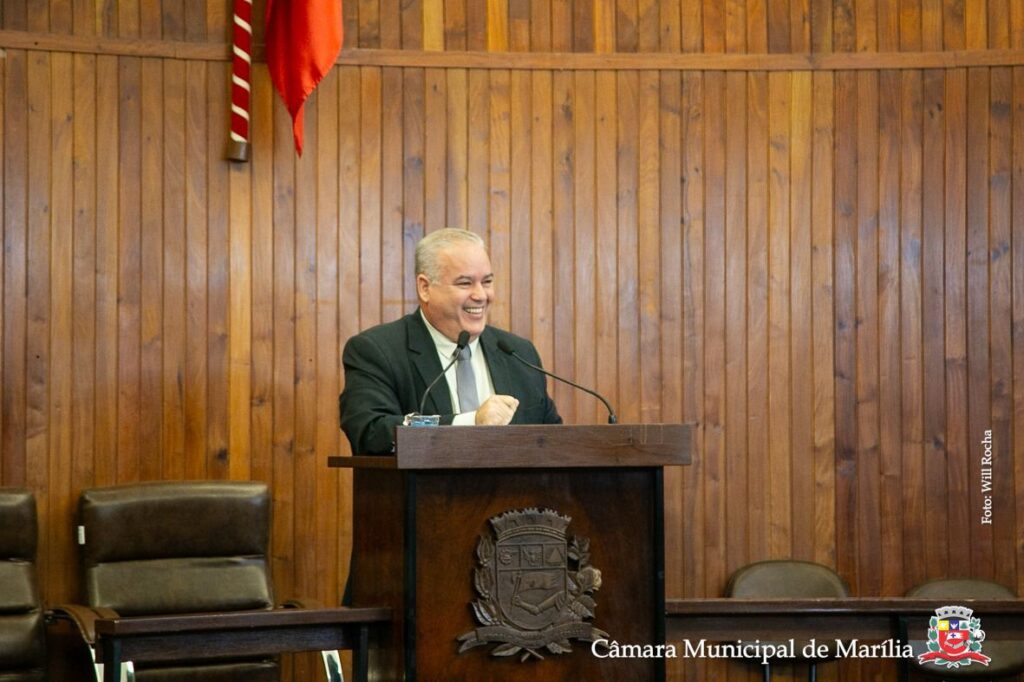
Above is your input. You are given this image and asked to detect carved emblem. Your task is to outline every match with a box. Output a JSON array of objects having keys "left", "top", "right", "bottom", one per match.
[{"left": 457, "top": 508, "right": 609, "bottom": 662}]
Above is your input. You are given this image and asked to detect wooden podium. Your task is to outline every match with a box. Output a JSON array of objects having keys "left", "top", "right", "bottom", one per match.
[{"left": 328, "top": 423, "right": 690, "bottom": 681}]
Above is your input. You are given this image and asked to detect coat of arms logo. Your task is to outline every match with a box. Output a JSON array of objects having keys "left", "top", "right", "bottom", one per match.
[
  {"left": 917, "top": 605, "right": 991, "bottom": 669},
  {"left": 456, "top": 508, "right": 609, "bottom": 662}
]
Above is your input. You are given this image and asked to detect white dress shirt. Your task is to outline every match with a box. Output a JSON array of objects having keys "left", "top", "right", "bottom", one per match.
[{"left": 420, "top": 311, "right": 495, "bottom": 424}]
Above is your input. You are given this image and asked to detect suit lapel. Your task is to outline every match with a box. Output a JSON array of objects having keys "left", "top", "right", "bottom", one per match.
[
  {"left": 406, "top": 312, "right": 454, "bottom": 415},
  {"left": 479, "top": 329, "right": 514, "bottom": 396}
]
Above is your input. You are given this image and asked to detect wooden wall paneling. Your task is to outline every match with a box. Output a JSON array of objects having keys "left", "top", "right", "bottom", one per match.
[
  {"left": 1012, "top": 1, "right": 1024, "bottom": 49},
  {"left": 990, "top": 0, "right": 1010, "bottom": 49},
  {"left": 724, "top": 69, "right": 748, "bottom": 577},
  {"left": 900, "top": 0, "right": 922, "bottom": 50},
  {"left": 403, "top": 0, "right": 423, "bottom": 48},
  {"left": 530, "top": 0, "right": 551, "bottom": 50},
  {"left": 659, "top": 0, "right": 680, "bottom": 51},
  {"left": 250, "top": 64, "right": 274, "bottom": 493},
  {"left": 767, "top": 71, "right": 792, "bottom": 560},
  {"left": 139, "top": 0, "right": 159, "bottom": 39},
  {"left": 423, "top": 67, "right": 446, "bottom": 232},
  {"left": 921, "top": 0, "right": 942, "bottom": 50},
  {"left": 49, "top": 50, "right": 73, "bottom": 601},
  {"left": 616, "top": 70, "right": 640, "bottom": 425},
  {"left": 899, "top": 67, "right": 926, "bottom": 589},
  {"left": 360, "top": 66, "right": 382, "bottom": 326},
  {"left": 117, "top": 0, "right": 137, "bottom": 37},
  {"left": 509, "top": 69, "right": 531, "bottom": 336},
  {"left": 943, "top": 0, "right": 964, "bottom": 49},
  {"left": 616, "top": 0, "right": 638, "bottom": 52},
  {"left": 810, "top": 0, "right": 832, "bottom": 52},
  {"left": 3, "top": 0, "right": 26, "bottom": 30},
  {"left": 1014, "top": 66, "right": 1024, "bottom": 596},
  {"left": 313, "top": 66, "right": 341, "bottom": 607},
  {"left": 702, "top": 69, "right": 726, "bottom": 595},
  {"left": 832, "top": 69, "right": 858, "bottom": 587},
  {"left": 551, "top": 70, "right": 575, "bottom": 419},
  {"left": 700, "top": 0, "right": 724, "bottom": 52},
  {"left": 49, "top": 0, "right": 69, "bottom": 32},
  {"left": 466, "top": 68, "right": 487, "bottom": 242},
  {"left": 205, "top": 62, "right": 230, "bottom": 479},
  {"left": 966, "top": 65, "right": 993, "bottom": 578},
  {"left": 529, "top": 69, "right": 554, "bottom": 370},
  {"left": 70, "top": 50, "right": 96, "bottom": 513},
  {"left": 594, "top": 0, "right": 615, "bottom": 52},
  {"left": 744, "top": 0, "right": 766, "bottom": 54},
  {"left": 94, "top": 53, "right": 117, "bottom": 487},
  {"left": 206, "top": 0, "right": 227, "bottom": 42},
  {"left": 551, "top": 0, "right": 571, "bottom": 51},
  {"left": 162, "top": 58, "right": 186, "bottom": 481},
  {"left": 855, "top": 69, "right": 881, "bottom": 600},
  {"left": 445, "top": 0, "right": 467, "bottom": 50},
  {"left": 593, "top": 69, "right": 617, "bottom": 423},
  {"left": 184, "top": 59, "right": 208, "bottom": 479},
  {"left": 227, "top": 101, "right": 252, "bottom": 483},
  {"left": 139, "top": 57, "right": 164, "bottom": 483},
  {"left": 745, "top": 71, "right": 768, "bottom": 564},
  {"left": 680, "top": 0, "right": 702, "bottom": 52},
  {"left": 989, "top": 65, "right": 1015, "bottom": 590},
  {"left": 401, "top": 66, "right": 424, "bottom": 310},
  {"left": 573, "top": 69, "right": 596, "bottom": 419},
  {"left": 336, "top": 67, "right": 361, "bottom": 610},
  {"left": 791, "top": 0, "right": 809, "bottom": 52},
  {"left": 810, "top": 70, "right": 836, "bottom": 568},
  {"left": 487, "top": 0, "right": 508, "bottom": 51},
  {"left": 921, "top": 67, "right": 949, "bottom": 576},
  {"left": 487, "top": 67, "right": 510, "bottom": 329},
  {"left": 660, "top": 68, "right": 683, "bottom": 596},
  {"left": 789, "top": 71, "right": 814, "bottom": 563},
  {"left": 422, "top": 0, "right": 443, "bottom": 50},
  {"left": 679, "top": 70, "right": 705, "bottom": 682},
  {"left": 467, "top": 0, "right": 488, "bottom": 51},
  {"left": 768, "top": 0, "right": 791, "bottom": 52},
  {"left": 573, "top": 0, "right": 594, "bottom": 52},
  {"left": 637, "top": 70, "right": 661, "bottom": 424},
  {"left": 723, "top": 0, "right": 744, "bottom": 53},
  {"left": 380, "top": 67, "right": 404, "bottom": 323},
  {"left": 271, "top": 85, "right": 296, "bottom": 603},
  {"left": 357, "top": 0, "right": 378, "bottom": 48},
  {"left": 184, "top": 0, "right": 206, "bottom": 42},
  {"left": 944, "top": 68, "right": 970, "bottom": 564},
  {"left": 833, "top": 0, "right": 853, "bottom": 51},
  {"left": 855, "top": 0, "right": 877, "bottom": 52},
  {"left": 116, "top": 55, "right": 140, "bottom": 484},
  {"left": 509, "top": 0, "right": 532, "bottom": 50},
  {"left": 877, "top": 67, "right": 904, "bottom": 595},
  {"left": 26, "top": 48, "right": 50, "bottom": 590},
  {"left": 965, "top": 0, "right": 986, "bottom": 49},
  {"left": 879, "top": 0, "right": 899, "bottom": 49},
  {"left": 380, "top": 0, "right": 401, "bottom": 49},
  {"left": 1, "top": 50, "right": 25, "bottom": 487},
  {"left": 637, "top": 0, "right": 659, "bottom": 51},
  {"left": 27, "top": 0, "right": 45, "bottom": 31},
  {"left": 446, "top": 68, "right": 468, "bottom": 230}
]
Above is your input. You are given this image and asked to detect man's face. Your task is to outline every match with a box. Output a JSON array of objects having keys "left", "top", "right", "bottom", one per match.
[{"left": 417, "top": 242, "right": 494, "bottom": 342}]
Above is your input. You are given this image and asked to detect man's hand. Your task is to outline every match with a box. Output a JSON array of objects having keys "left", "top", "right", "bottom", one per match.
[{"left": 475, "top": 395, "right": 519, "bottom": 425}]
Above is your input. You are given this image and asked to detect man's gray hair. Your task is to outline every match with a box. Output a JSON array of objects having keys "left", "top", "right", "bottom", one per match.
[{"left": 415, "top": 228, "right": 486, "bottom": 282}]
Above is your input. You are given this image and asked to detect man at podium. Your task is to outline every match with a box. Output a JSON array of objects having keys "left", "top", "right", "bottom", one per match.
[{"left": 339, "top": 228, "right": 561, "bottom": 454}]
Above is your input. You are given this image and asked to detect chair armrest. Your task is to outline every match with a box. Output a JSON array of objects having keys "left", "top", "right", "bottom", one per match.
[{"left": 50, "top": 604, "right": 121, "bottom": 646}]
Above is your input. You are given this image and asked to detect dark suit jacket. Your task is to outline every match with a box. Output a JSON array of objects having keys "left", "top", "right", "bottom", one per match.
[{"left": 339, "top": 312, "right": 562, "bottom": 454}]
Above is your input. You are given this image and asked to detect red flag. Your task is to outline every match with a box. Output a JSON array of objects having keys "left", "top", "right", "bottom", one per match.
[{"left": 265, "top": 0, "right": 343, "bottom": 155}]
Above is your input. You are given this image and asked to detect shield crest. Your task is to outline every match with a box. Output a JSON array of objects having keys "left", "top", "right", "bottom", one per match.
[{"left": 495, "top": 527, "right": 568, "bottom": 629}]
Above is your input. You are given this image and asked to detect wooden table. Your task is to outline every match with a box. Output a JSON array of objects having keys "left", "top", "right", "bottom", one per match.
[{"left": 93, "top": 606, "right": 391, "bottom": 682}]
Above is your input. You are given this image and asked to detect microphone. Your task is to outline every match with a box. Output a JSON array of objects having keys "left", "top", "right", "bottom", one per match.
[
  {"left": 496, "top": 339, "right": 618, "bottom": 424},
  {"left": 417, "top": 330, "right": 471, "bottom": 417}
]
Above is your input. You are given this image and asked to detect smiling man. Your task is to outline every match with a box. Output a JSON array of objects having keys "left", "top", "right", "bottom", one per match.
[{"left": 339, "top": 228, "right": 561, "bottom": 454}]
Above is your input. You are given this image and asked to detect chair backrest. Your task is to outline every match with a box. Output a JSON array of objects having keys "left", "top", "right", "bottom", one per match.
[
  {"left": 79, "top": 481, "right": 274, "bottom": 616},
  {"left": 726, "top": 560, "right": 851, "bottom": 599},
  {"left": 907, "top": 577, "right": 1015, "bottom": 600},
  {"left": 0, "top": 488, "right": 45, "bottom": 677}
]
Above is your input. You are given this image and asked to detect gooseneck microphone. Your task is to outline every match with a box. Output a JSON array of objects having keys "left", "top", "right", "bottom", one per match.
[
  {"left": 496, "top": 339, "right": 618, "bottom": 424},
  {"left": 417, "top": 330, "right": 471, "bottom": 416}
]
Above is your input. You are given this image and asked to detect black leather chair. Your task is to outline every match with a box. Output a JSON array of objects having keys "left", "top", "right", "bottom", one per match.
[
  {"left": 0, "top": 488, "right": 45, "bottom": 682},
  {"left": 725, "top": 560, "right": 851, "bottom": 682},
  {"left": 902, "top": 578, "right": 1024, "bottom": 681},
  {"left": 56, "top": 481, "right": 385, "bottom": 682}
]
